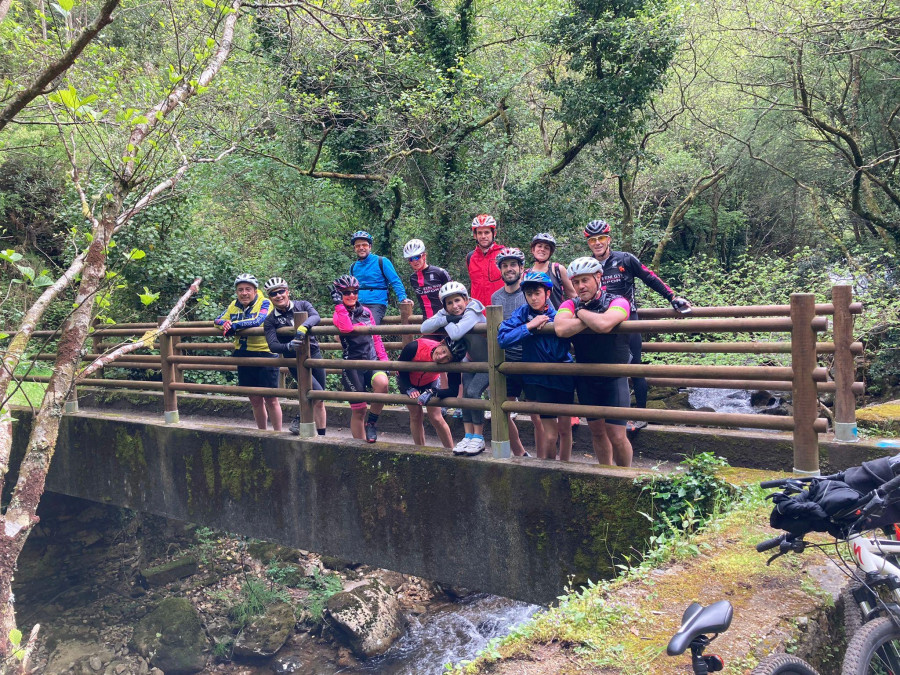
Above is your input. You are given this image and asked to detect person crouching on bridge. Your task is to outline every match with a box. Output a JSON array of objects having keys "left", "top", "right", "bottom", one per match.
[
  {"left": 498, "top": 271, "right": 576, "bottom": 461},
  {"left": 554, "top": 258, "right": 633, "bottom": 467},
  {"left": 420, "top": 281, "right": 489, "bottom": 456},
  {"left": 332, "top": 274, "right": 389, "bottom": 443},
  {"left": 214, "top": 274, "right": 283, "bottom": 431},
  {"left": 262, "top": 277, "right": 327, "bottom": 437},
  {"left": 397, "top": 337, "right": 467, "bottom": 449}
]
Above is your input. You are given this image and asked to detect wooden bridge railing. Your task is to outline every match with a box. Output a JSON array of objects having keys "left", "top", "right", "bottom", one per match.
[{"left": 14, "top": 286, "right": 865, "bottom": 474}]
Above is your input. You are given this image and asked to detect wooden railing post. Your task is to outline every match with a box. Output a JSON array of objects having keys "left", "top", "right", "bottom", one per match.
[
  {"left": 158, "top": 316, "right": 179, "bottom": 424},
  {"left": 293, "top": 311, "right": 317, "bottom": 437},
  {"left": 831, "top": 285, "right": 858, "bottom": 442},
  {"left": 790, "top": 294, "right": 819, "bottom": 474},
  {"left": 485, "top": 305, "right": 510, "bottom": 458},
  {"left": 399, "top": 300, "right": 414, "bottom": 346}
]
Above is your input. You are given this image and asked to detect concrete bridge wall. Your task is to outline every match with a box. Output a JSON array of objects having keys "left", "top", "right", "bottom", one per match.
[{"left": 10, "top": 408, "right": 652, "bottom": 605}]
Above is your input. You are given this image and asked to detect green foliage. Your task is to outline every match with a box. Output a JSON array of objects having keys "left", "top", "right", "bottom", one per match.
[
  {"left": 227, "top": 577, "right": 289, "bottom": 630},
  {"left": 296, "top": 568, "right": 344, "bottom": 623}
]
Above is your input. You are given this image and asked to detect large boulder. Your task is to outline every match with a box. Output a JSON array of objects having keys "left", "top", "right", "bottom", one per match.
[
  {"left": 857, "top": 400, "right": 900, "bottom": 434},
  {"left": 130, "top": 597, "right": 208, "bottom": 674},
  {"left": 325, "top": 580, "right": 405, "bottom": 658},
  {"left": 232, "top": 601, "right": 296, "bottom": 658}
]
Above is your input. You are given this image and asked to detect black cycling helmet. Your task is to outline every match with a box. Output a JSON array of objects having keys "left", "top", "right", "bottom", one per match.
[
  {"left": 443, "top": 337, "right": 468, "bottom": 362},
  {"left": 584, "top": 219, "right": 611, "bottom": 237},
  {"left": 531, "top": 232, "right": 557, "bottom": 253},
  {"left": 333, "top": 274, "right": 360, "bottom": 292}
]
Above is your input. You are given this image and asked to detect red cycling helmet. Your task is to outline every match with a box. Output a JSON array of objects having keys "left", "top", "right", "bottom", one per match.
[{"left": 471, "top": 214, "right": 497, "bottom": 230}]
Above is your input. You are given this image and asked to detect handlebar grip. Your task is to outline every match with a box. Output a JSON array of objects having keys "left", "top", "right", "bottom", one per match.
[
  {"left": 878, "top": 473, "right": 900, "bottom": 499},
  {"left": 756, "top": 535, "right": 785, "bottom": 552},
  {"left": 760, "top": 479, "right": 789, "bottom": 489}
]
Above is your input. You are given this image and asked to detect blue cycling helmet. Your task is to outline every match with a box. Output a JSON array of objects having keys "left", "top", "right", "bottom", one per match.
[
  {"left": 521, "top": 271, "right": 553, "bottom": 290},
  {"left": 350, "top": 230, "right": 373, "bottom": 245}
]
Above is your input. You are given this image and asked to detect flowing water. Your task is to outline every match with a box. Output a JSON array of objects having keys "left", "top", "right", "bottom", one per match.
[
  {"left": 688, "top": 387, "right": 755, "bottom": 414},
  {"left": 346, "top": 594, "right": 541, "bottom": 674}
]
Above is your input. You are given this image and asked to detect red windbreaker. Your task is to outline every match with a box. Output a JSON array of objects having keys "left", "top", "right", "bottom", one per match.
[{"left": 466, "top": 241, "right": 504, "bottom": 307}]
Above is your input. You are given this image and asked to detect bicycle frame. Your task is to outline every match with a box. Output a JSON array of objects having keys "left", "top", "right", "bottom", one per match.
[{"left": 844, "top": 532, "right": 900, "bottom": 619}]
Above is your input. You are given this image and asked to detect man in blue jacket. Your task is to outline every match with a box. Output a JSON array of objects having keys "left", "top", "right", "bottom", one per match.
[
  {"left": 497, "top": 271, "right": 576, "bottom": 461},
  {"left": 349, "top": 230, "right": 411, "bottom": 324}
]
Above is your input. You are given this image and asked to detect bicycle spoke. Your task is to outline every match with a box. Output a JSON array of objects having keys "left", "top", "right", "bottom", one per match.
[{"left": 870, "top": 636, "right": 900, "bottom": 674}]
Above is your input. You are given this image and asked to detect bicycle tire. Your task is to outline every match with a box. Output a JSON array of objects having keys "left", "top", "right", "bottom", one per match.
[
  {"left": 843, "top": 580, "right": 865, "bottom": 638},
  {"left": 751, "top": 653, "right": 821, "bottom": 675},
  {"left": 842, "top": 616, "right": 900, "bottom": 675}
]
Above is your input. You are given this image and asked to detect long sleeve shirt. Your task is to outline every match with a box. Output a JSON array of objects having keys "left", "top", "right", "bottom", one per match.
[{"left": 350, "top": 254, "right": 408, "bottom": 306}]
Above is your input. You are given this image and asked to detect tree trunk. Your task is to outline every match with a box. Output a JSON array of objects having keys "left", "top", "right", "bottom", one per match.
[{"left": 618, "top": 173, "right": 635, "bottom": 251}]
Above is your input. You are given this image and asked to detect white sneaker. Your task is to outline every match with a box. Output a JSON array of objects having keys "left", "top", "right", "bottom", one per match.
[
  {"left": 452, "top": 438, "right": 471, "bottom": 455},
  {"left": 460, "top": 437, "right": 485, "bottom": 456}
]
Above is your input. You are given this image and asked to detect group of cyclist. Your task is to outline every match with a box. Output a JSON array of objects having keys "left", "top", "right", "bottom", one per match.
[{"left": 214, "top": 216, "right": 691, "bottom": 467}]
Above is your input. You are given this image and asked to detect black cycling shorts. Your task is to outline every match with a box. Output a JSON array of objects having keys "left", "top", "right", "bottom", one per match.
[
  {"left": 288, "top": 345, "right": 325, "bottom": 391},
  {"left": 523, "top": 383, "right": 575, "bottom": 418},
  {"left": 506, "top": 373, "right": 525, "bottom": 399},
  {"left": 234, "top": 349, "right": 280, "bottom": 390},
  {"left": 575, "top": 376, "right": 630, "bottom": 425}
]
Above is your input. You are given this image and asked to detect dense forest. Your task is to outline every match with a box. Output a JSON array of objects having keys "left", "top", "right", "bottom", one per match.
[{"left": 2, "top": 0, "right": 898, "bottom": 384}]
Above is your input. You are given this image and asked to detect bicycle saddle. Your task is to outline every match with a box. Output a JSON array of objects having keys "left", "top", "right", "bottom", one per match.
[{"left": 666, "top": 600, "right": 733, "bottom": 656}]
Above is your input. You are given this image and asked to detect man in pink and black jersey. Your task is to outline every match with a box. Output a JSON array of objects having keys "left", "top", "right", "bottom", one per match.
[
  {"left": 584, "top": 219, "right": 691, "bottom": 429},
  {"left": 402, "top": 239, "right": 452, "bottom": 330},
  {"left": 555, "top": 257, "right": 633, "bottom": 467}
]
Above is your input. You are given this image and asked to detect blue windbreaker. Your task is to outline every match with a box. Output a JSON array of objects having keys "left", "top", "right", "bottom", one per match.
[
  {"left": 497, "top": 303, "right": 574, "bottom": 392},
  {"left": 350, "top": 254, "right": 408, "bottom": 306}
]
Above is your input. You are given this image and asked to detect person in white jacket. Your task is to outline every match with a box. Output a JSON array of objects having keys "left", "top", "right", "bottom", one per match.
[{"left": 420, "top": 282, "right": 489, "bottom": 456}]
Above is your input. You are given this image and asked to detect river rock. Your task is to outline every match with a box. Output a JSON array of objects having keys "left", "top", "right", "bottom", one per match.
[
  {"left": 139, "top": 556, "right": 198, "bottom": 587},
  {"left": 232, "top": 601, "right": 296, "bottom": 658},
  {"left": 130, "top": 597, "right": 208, "bottom": 674},
  {"left": 325, "top": 579, "right": 405, "bottom": 658},
  {"left": 271, "top": 654, "right": 306, "bottom": 673},
  {"left": 45, "top": 642, "right": 114, "bottom": 675},
  {"left": 856, "top": 400, "right": 900, "bottom": 434},
  {"left": 750, "top": 390, "right": 777, "bottom": 407},
  {"left": 761, "top": 403, "right": 791, "bottom": 416}
]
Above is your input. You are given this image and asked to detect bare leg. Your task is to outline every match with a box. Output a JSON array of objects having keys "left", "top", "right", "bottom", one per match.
[
  {"left": 506, "top": 400, "right": 526, "bottom": 456},
  {"left": 587, "top": 419, "right": 613, "bottom": 464},
  {"left": 557, "top": 416, "right": 572, "bottom": 462},
  {"left": 532, "top": 415, "right": 545, "bottom": 457},
  {"left": 314, "top": 400, "right": 326, "bottom": 431},
  {"left": 463, "top": 422, "right": 475, "bottom": 436},
  {"left": 264, "top": 396, "right": 282, "bottom": 431},
  {"left": 369, "top": 373, "right": 388, "bottom": 415},
  {"left": 350, "top": 407, "right": 366, "bottom": 439},
  {"left": 248, "top": 395, "right": 268, "bottom": 430},
  {"left": 426, "top": 406, "right": 454, "bottom": 448},
  {"left": 540, "top": 417, "right": 558, "bottom": 460},
  {"left": 472, "top": 423, "right": 484, "bottom": 437},
  {"left": 407, "top": 404, "right": 426, "bottom": 445},
  {"left": 607, "top": 424, "right": 633, "bottom": 467}
]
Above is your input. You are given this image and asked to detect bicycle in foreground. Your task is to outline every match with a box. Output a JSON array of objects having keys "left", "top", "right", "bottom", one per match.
[
  {"left": 667, "top": 599, "right": 820, "bottom": 674},
  {"left": 758, "top": 459, "right": 900, "bottom": 675}
]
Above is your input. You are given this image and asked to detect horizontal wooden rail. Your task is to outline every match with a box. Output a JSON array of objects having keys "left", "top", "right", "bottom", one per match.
[
  {"left": 645, "top": 378, "right": 864, "bottom": 394},
  {"left": 641, "top": 341, "right": 864, "bottom": 355},
  {"left": 636, "top": 302, "right": 861, "bottom": 319},
  {"left": 24, "top": 376, "right": 163, "bottom": 390},
  {"left": 498, "top": 361, "right": 825, "bottom": 381},
  {"left": 171, "top": 382, "right": 298, "bottom": 398},
  {"left": 304, "top": 358, "right": 487, "bottom": 374},
  {"left": 307, "top": 390, "right": 490, "bottom": 411},
  {"left": 501, "top": 400, "right": 828, "bottom": 432}
]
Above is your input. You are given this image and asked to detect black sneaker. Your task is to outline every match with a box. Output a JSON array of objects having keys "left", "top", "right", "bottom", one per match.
[
  {"left": 289, "top": 415, "right": 301, "bottom": 436},
  {"left": 365, "top": 423, "right": 378, "bottom": 443}
]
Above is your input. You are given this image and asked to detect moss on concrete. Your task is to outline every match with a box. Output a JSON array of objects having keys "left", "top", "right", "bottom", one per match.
[{"left": 857, "top": 401, "right": 900, "bottom": 434}]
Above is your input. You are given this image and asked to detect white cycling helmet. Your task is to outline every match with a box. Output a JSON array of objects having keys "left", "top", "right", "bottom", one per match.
[
  {"left": 567, "top": 257, "right": 602, "bottom": 279},
  {"left": 264, "top": 276, "right": 288, "bottom": 293},
  {"left": 234, "top": 273, "right": 259, "bottom": 288},
  {"left": 403, "top": 239, "right": 426, "bottom": 258},
  {"left": 439, "top": 281, "right": 469, "bottom": 303}
]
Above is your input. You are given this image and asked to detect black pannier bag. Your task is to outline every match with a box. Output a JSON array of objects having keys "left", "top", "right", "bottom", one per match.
[{"left": 769, "top": 454, "right": 900, "bottom": 537}]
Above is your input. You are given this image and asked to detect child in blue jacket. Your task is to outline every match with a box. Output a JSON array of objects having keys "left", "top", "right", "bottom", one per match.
[{"left": 497, "top": 271, "right": 575, "bottom": 461}]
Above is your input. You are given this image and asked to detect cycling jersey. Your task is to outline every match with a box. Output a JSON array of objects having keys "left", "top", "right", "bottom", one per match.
[
  {"left": 263, "top": 299, "right": 322, "bottom": 354},
  {"left": 557, "top": 291, "right": 631, "bottom": 364},
  {"left": 497, "top": 303, "right": 574, "bottom": 392},
  {"left": 408, "top": 265, "right": 452, "bottom": 319},
  {"left": 396, "top": 339, "right": 442, "bottom": 392},
  {"left": 214, "top": 291, "right": 271, "bottom": 352},
  {"left": 466, "top": 242, "right": 505, "bottom": 306},
  {"left": 597, "top": 250, "right": 674, "bottom": 312},
  {"left": 333, "top": 302, "right": 389, "bottom": 362},
  {"left": 350, "top": 253, "right": 408, "bottom": 306}
]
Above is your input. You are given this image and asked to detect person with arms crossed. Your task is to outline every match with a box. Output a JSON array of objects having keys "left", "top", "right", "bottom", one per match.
[
  {"left": 214, "top": 274, "right": 282, "bottom": 431},
  {"left": 331, "top": 274, "right": 390, "bottom": 442},
  {"left": 584, "top": 219, "right": 691, "bottom": 430},
  {"left": 554, "top": 257, "right": 633, "bottom": 466},
  {"left": 498, "top": 271, "right": 576, "bottom": 461},
  {"left": 349, "top": 230, "right": 411, "bottom": 325},
  {"left": 490, "top": 246, "right": 544, "bottom": 458},
  {"left": 262, "top": 277, "right": 327, "bottom": 436}
]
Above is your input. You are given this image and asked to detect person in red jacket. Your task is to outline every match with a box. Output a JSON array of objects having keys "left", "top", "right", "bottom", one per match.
[{"left": 466, "top": 214, "right": 505, "bottom": 306}]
